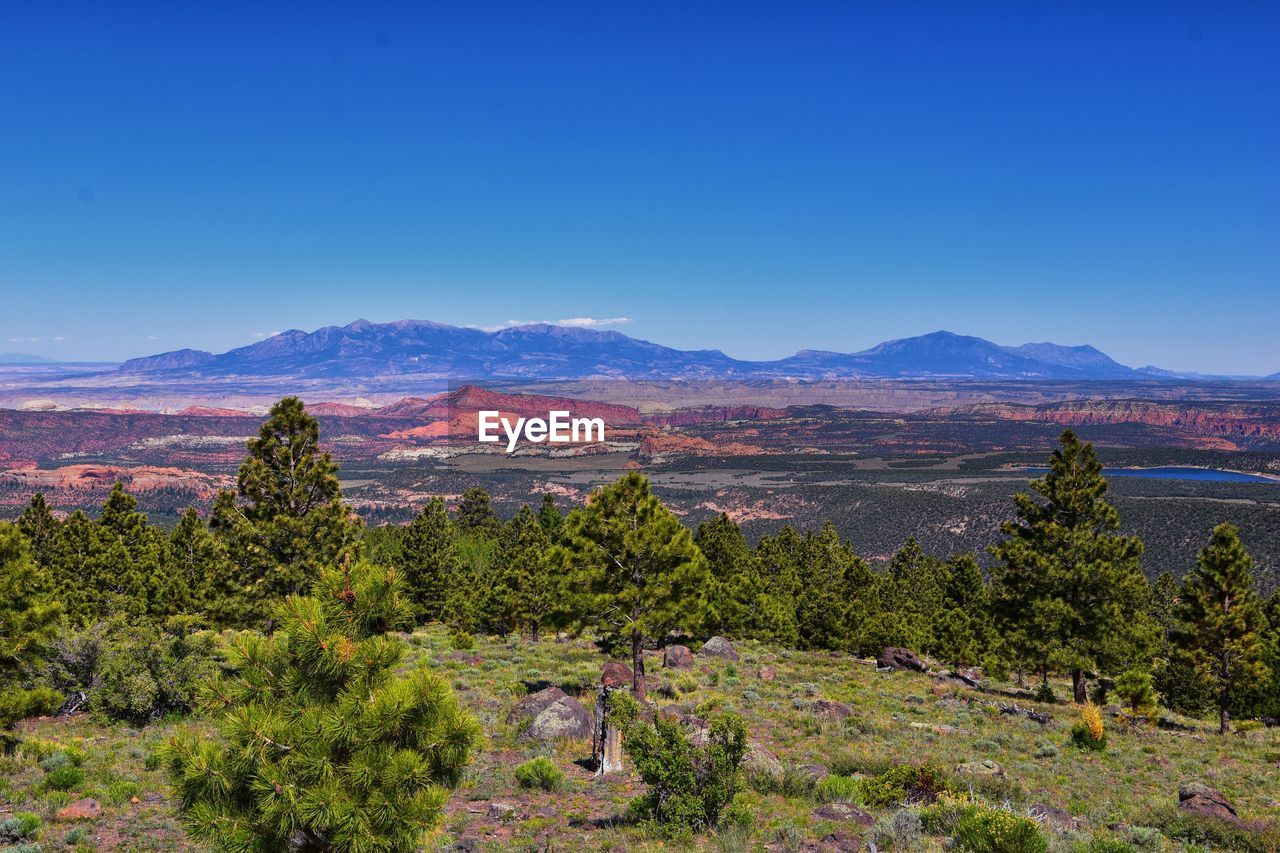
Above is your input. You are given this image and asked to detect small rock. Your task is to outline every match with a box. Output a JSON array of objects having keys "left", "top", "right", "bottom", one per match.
[
  {"left": 698, "top": 636, "right": 739, "bottom": 661},
  {"left": 908, "top": 721, "right": 966, "bottom": 735},
  {"left": 601, "top": 661, "right": 634, "bottom": 688},
  {"left": 877, "top": 646, "right": 927, "bottom": 672},
  {"left": 663, "top": 645, "right": 694, "bottom": 669},
  {"left": 956, "top": 759, "right": 1003, "bottom": 776},
  {"left": 812, "top": 802, "right": 875, "bottom": 826},
  {"left": 507, "top": 686, "right": 568, "bottom": 724},
  {"left": 522, "top": 696, "right": 593, "bottom": 741},
  {"left": 445, "top": 651, "right": 485, "bottom": 666},
  {"left": 812, "top": 699, "right": 854, "bottom": 721},
  {"left": 1028, "top": 804, "right": 1084, "bottom": 832},
  {"left": 742, "top": 743, "right": 784, "bottom": 783},
  {"left": 657, "top": 705, "right": 704, "bottom": 728},
  {"left": 941, "top": 669, "right": 982, "bottom": 688},
  {"left": 795, "top": 763, "right": 831, "bottom": 784},
  {"left": 487, "top": 802, "right": 519, "bottom": 820},
  {"left": 819, "top": 830, "right": 864, "bottom": 851},
  {"left": 1178, "top": 782, "right": 1239, "bottom": 822},
  {"left": 757, "top": 665, "right": 776, "bottom": 681},
  {"left": 56, "top": 798, "right": 102, "bottom": 821}
]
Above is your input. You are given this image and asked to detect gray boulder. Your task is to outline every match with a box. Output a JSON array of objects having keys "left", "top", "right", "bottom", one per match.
[
  {"left": 507, "top": 686, "right": 567, "bottom": 725},
  {"left": 521, "top": 696, "right": 593, "bottom": 741},
  {"left": 741, "top": 743, "right": 783, "bottom": 783},
  {"left": 812, "top": 803, "right": 875, "bottom": 826},
  {"left": 698, "top": 636, "right": 740, "bottom": 661}
]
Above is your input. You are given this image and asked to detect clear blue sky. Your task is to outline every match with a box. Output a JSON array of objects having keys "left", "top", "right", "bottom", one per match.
[{"left": 2, "top": 2, "right": 1276, "bottom": 373}]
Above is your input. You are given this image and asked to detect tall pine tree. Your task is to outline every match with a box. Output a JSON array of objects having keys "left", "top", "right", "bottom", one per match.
[
  {"left": 990, "top": 430, "right": 1156, "bottom": 702},
  {"left": 17, "top": 492, "right": 59, "bottom": 567},
  {"left": 0, "top": 523, "right": 62, "bottom": 751},
  {"left": 499, "top": 505, "right": 564, "bottom": 641},
  {"left": 211, "top": 397, "right": 360, "bottom": 624},
  {"left": 455, "top": 487, "right": 500, "bottom": 537},
  {"left": 557, "top": 473, "right": 708, "bottom": 699},
  {"left": 399, "top": 498, "right": 461, "bottom": 624},
  {"left": 1172, "top": 523, "right": 1270, "bottom": 734},
  {"left": 794, "top": 523, "right": 873, "bottom": 652},
  {"left": 164, "top": 508, "right": 230, "bottom": 620},
  {"left": 695, "top": 513, "right": 759, "bottom": 639}
]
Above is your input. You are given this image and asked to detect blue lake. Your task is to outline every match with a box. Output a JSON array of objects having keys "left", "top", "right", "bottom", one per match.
[{"left": 1021, "top": 466, "right": 1279, "bottom": 484}]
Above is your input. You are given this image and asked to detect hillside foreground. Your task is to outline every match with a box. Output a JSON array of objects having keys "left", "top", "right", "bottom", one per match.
[{"left": 3, "top": 626, "right": 1278, "bottom": 851}]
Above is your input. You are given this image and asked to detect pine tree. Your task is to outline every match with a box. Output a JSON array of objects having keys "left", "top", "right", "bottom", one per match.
[
  {"left": 45, "top": 510, "right": 101, "bottom": 622},
  {"left": 211, "top": 397, "right": 360, "bottom": 624},
  {"left": 537, "top": 493, "right": 563, "bottom": 536},
  {"left": 456, "top": 487, "right": 500, "bottom": 536},
  {"left": 98, "top": 483, "right": 169, "bottom": 618},
  {"left": 989, "top": 430, "right": 1157, "bottom": 702},
  {"left": 164, "top": 559, "right": 480, "bottom": 851},
  {"left": 1172, "top": 523, "right": 1270, "bottom": 734},
  {"left": 944, "top": 553, "right": 988, "bottom": 612},
  {"left": 0, "top": 523, "right": 62, "bottom": 752},
  {"left": 880, "top": 537, "right": 948, "bottom": 653},
  {"left": 44, "top": 487, "right": 160, "bottom": 623},
  {"left": 164, "top": 508, "right": 229, "bottom": 619},
  {"left": 794, "top": 523, "right": 871, "bottom": 651},
  {"left": 750, "top": 526, "right": 803, "bottom": 647},
  {"left": 942, "top": 553, "right": 997, "bottom": 665},
  {"left": 399, "top": 498, "right": 461, "bottom": 624},
  {"left": 16, "top": 492, "right": 59, "bottom": 567},
  {"left": 498, "top": 505, "right": 563, "bottom": 641},
  {"left": 557, "top": 473, "right": 708, "bottom": 699},
  {"left": 695, "top": 513, "right": 758, "bottom": 638}
]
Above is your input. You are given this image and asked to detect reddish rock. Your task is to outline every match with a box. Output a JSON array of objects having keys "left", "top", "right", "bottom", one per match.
[
  {"left": 445, "top": 651, "right": 484, "bottom": 666},
  {"left": 796, "top": 763, "right": 831, "bottom": 784},
  {"left": 819, "top": 830, "right": 864, "bottom": 851},
  {"left": 601, "top": 661, "right": 634, "bottom": 688},
  {"left": 1178, "top": 783, "right": 1240, "bottom": 822},
  {"left": 812, "top": 699, "right": 855, "bottom": 721},
  {"left": 663, "top": 644, "right": 694, "bottom": 668},
  {"left": 877, "top": 646, "right": 927, "bottom": 672},
  {"left": 1028, "top": 804, "right": 1085, "bottom": 832},
  {"left": 976, "top": 400, "right": 1280, "bottom": 450},
  {"left": 56, "top": 798, "right": 102, "bottom": 820}
]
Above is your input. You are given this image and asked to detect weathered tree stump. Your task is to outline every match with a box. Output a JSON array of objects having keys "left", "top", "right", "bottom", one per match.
[{"left": 593, "top": 663, "right": 634, "bottom": 775}]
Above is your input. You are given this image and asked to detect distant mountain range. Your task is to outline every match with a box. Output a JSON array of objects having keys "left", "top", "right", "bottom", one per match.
[
  {"left": 114, "top": 319, "right": 1258, "bottom": 382},
  {"left": 0, "top": 352, "right": 53, "bottom": 364}
]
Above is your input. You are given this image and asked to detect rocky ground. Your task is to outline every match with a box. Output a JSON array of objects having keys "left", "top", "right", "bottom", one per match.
[{"left": 2, "top": 626, "right": 1279, "bottom": 850}]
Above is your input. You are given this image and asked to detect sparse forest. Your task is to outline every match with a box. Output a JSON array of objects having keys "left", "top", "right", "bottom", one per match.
[{"left": 2, "top": 399, "right": 1278, "bottom": 851}]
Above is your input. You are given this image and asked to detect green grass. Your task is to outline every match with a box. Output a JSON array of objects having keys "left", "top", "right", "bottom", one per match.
[{"left": 4, "top": 625, "right": 1278, "bottom": 850}]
